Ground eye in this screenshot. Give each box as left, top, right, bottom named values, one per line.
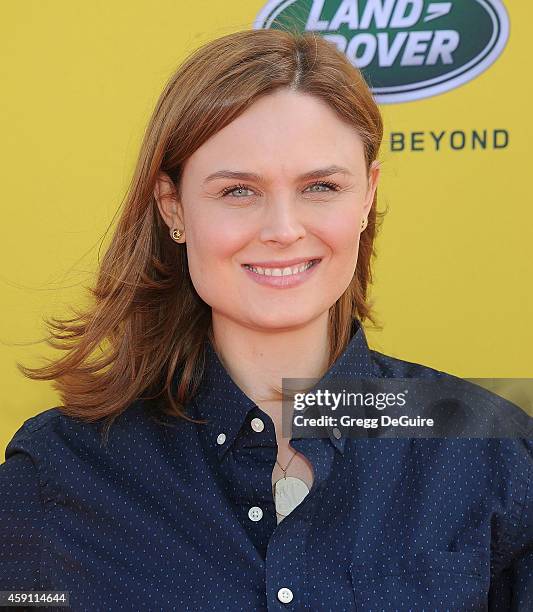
left=219, top=180, right=341, bottom=198
left=220, top=183, right=255, bottom=198
left=305, top=180, right=341, bottom=193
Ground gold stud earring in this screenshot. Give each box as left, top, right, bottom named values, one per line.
left=171, top=228, right=183, bottom=242
left=361, top=217, right=368, bottom=231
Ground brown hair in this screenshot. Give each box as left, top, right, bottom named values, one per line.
left=18, top=27, right=386, bottom=444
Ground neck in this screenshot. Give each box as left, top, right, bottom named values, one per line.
left=209, top=311, right=331, bottom=406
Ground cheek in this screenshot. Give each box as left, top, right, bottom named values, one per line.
left=318, top=210, right=361, bottom=258
left=184, top=213, right=251, bottom=288
left=193, top=215, right=251, bottom=259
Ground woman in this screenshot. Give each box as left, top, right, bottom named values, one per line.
left=0, top=28, right=531, bottom=611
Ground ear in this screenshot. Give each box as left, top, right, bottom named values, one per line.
left=154, top=171, right=185, bottom=234
left=362, top=159, right=381, bottom=219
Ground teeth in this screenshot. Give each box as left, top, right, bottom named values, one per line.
left=245, top=260, right=316, bottom=276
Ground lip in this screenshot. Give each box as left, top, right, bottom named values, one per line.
left=241, top=258, right=322, bottom=289
left=241, top=257, right=322, bottom=268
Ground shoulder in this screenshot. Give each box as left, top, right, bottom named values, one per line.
left=370, top=348, right=450, bottom=380
left=369, top=348, right=533, bottom=553
left=368, top=347, right=532, bottom=498
left=4, top=407, right=64, bottom=468
left=3, top=400, right=156, bottom=470
left=370, top=348, right=532, bottom=436
left=5, top=406, right=91, bottom=462
left=369, top=347, right=533, bottom=545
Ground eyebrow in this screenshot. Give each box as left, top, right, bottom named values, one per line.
left=203, top=164, right=352, bottom=185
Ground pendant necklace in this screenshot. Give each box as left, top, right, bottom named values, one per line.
left=272, top=448, right=310, bottom=519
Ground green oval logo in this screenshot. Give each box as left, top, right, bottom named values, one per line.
left=254, top=0, right=510, bottom=103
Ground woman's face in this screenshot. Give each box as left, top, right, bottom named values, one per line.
left=156, top=89, right=380, bottom=331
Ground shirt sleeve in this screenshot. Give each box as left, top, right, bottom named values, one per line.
left=0, top=451, right=44, bottom=589
left=489, top=439, right=533, bottom=611
left=507, top=481, right=533, bottom=611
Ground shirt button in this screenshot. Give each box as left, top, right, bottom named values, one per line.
left=332, top=427, right=342, bottom=439
left=277, top=587, right=294, bottom=603
left=216, top=433, right=226, bottom=445
left=251, top=417, right=265, bottom=432
left=248, top=506, right=263, bottom=521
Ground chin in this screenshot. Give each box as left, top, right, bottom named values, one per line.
left=246, top=312, right=317, bottom=332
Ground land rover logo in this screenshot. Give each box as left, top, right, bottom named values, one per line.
left=254, top=1, right=510, bottom=103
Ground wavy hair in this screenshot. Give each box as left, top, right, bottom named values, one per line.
left=18, top=27, right=386, bottom=444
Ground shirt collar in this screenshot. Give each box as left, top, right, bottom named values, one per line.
left=190, top=318, right=376, bottom=459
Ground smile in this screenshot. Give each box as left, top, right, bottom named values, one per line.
left=241, top=258, right=322, bottom=289
left=242, top=259, right=319, bottom=276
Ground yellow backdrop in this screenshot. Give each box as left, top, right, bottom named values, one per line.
left=1, top=1, right=530, bottom=456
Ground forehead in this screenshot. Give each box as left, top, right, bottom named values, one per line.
left=183, top=89, right=366, bottom=181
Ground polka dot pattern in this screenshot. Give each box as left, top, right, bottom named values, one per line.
left=0, top=319, right=531, bottom=611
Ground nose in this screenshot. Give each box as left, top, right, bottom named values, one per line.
left=258, top=197, right=306, bottom=246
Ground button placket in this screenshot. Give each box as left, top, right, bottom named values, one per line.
left=266, top=515, right=308, bottom=609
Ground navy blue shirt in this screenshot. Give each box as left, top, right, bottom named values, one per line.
left=1, top=320, right=532, bottom=611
